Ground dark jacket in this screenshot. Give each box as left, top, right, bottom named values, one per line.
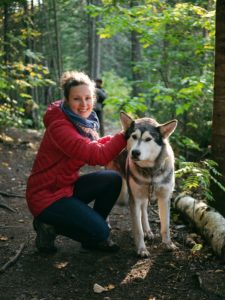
left=95, top=88, right=107, bottom=111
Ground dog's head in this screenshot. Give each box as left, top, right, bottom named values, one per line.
left=120, top=112, right=177, bottom=167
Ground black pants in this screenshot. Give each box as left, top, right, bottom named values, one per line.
left=37, top=170, right=122, bottom=244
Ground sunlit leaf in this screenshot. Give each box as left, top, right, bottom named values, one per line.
left=191, top=243, right=203, bottom=254
left=54, top=261, right=69, bottom=269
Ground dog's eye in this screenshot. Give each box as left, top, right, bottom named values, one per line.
left=145, top=137, right=152, bottom=142
left=132, top=134, right=137, bottom=140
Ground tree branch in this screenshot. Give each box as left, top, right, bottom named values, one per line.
left=0, top=191, right=24, bottom=198
left=173, top=195, right=225, bottom=261
left=0, top=242, right=26, bottom=273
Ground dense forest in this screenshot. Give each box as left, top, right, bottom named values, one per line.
left=0, top=0, right=225, bottom=213
left=1, top=2, right=225, bottom=299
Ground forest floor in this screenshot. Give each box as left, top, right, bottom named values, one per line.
left=0, top=125, right=225, bottom=300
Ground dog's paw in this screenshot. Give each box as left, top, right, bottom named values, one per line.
left=137, top=247, right=150, bottom=258
left=161, top=241, right=177, bottom=251
left=144, top=230, right=154, bottom=240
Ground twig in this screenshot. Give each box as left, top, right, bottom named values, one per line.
left=0, top=203, right=16, bottom=213
left=0, top=242, right=25, bottom=274
left=0, top=191, right=24, bottom=198
left=0, top=225, right=24, bottom=228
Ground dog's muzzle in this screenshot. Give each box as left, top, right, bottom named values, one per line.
left=131, top=149, right=141, bottom=160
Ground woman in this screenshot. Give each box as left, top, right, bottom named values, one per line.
left=26, top=71, right=126, bottom=253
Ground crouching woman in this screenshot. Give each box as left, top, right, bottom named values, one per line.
left=26, top=71, right=126, bottom=253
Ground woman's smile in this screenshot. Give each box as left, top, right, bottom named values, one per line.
left=67, top=85, right=94, bottom=118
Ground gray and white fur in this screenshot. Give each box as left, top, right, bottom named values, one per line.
left=111, top=112, right=178, bottom=257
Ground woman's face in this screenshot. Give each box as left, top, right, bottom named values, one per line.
left=67, top=84, right=94, bottom=118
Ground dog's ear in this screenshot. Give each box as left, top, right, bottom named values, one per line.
left=159, top=120, right=177, bottom=138
left=120, top=111, right=134, bottom=131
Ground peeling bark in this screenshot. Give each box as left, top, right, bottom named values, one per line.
left=173, top=195, right=225, bottom=261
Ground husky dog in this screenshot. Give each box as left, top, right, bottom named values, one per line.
left=109, top=112, right=178, bottom=258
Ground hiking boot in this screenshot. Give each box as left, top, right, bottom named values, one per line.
left=33, top=218, right=57, bottom=254
left=81, top=238, right=120, bottom=253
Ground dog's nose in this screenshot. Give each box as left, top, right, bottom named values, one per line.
left=131, top=149, right=141, bottom=159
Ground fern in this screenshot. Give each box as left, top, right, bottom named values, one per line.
left=175, top=159, right=225, bottom=202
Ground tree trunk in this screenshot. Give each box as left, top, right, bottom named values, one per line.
left=130, top=0, right=144, bottom=117
left=3, top=2, right=10, bottom=64
left=52, top=0, right=63, bottom=79
left=23, top=1, right=33, bottom=98
left=174, top=195, right=225, bottom=261
left=87, top=0, right=101, bottom=79
left=87, top=2, right=95, bottom=78
left=131, top=30, right=142, bottom=97
left=94, top=19, right=100, bottom=79
left=211, top=0, right=225, bottom=216
left=41, top=0, right=57, bottom=102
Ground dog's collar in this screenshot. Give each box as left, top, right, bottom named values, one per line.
left=127, top=165, right=154, bottom=202
left=126, top=161, right=152, bottom=186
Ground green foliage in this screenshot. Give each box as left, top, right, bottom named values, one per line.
left=88, top=0, right=215, bottom=157
left=0, top=1, right=56, bottom=128
left=0, top=58, right=55, bottom=128
left=176, top=135, right=201, bottom=152
left=0, top=0, right=216, bottom=156
left=102, top=70, right=147, bottom=119
left=0, top=99, right=24, bottom=127
left=58, top=0, right=89, bottom=71
left=191, top=243, right=203, bottom=255
left=175, top=159, right=225, bottom=202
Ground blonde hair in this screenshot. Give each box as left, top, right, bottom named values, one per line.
left=60, top=71, right=96, bottom=100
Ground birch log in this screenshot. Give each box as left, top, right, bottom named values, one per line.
left=173, top=195, right=225, bottom=261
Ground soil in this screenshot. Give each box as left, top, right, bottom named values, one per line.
left=0, top=126, right=225, bottom=300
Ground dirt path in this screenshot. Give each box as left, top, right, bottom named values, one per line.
left=0, top=127, right=225, bottom=300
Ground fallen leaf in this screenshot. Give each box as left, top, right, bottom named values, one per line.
left=215, top=269, right=224, bottom=273
left=191, top=243, right=203, bottom=254
left=106, top=284, right=115, bottom=290
left=93, top=283, right=107, bottom=293
left=0, top=134, right=14, bottom=144
left=0, top=235, right=9, bottom=241
left=54, top=261, right=69, bottom=269
left=2, top=162, right=9, bottom=167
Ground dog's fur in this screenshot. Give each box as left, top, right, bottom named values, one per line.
left=109, top=112, right=177, bottom=257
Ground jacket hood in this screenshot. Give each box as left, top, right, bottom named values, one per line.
left=44, top=100, right=66, bottom=128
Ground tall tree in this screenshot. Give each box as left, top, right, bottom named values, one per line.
left=130, top=0, right=144, bottom=100
left=52, top=0, right=63, bottom=79
left=87, top=0, right=101, bottom=79
left=211, top=0, right=225, bottom=215
left=3, top=2, right=10, bottom=64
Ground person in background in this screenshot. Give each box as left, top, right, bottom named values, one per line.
left=26, top=71, right=126, bottom=254
left=94, top=78, right=107, bottom=136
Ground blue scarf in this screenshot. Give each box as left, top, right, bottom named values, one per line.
left=61, top=101, right=100, bottom=140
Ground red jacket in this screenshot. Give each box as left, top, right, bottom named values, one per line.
left=26, top=101, right=126, bottom=217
